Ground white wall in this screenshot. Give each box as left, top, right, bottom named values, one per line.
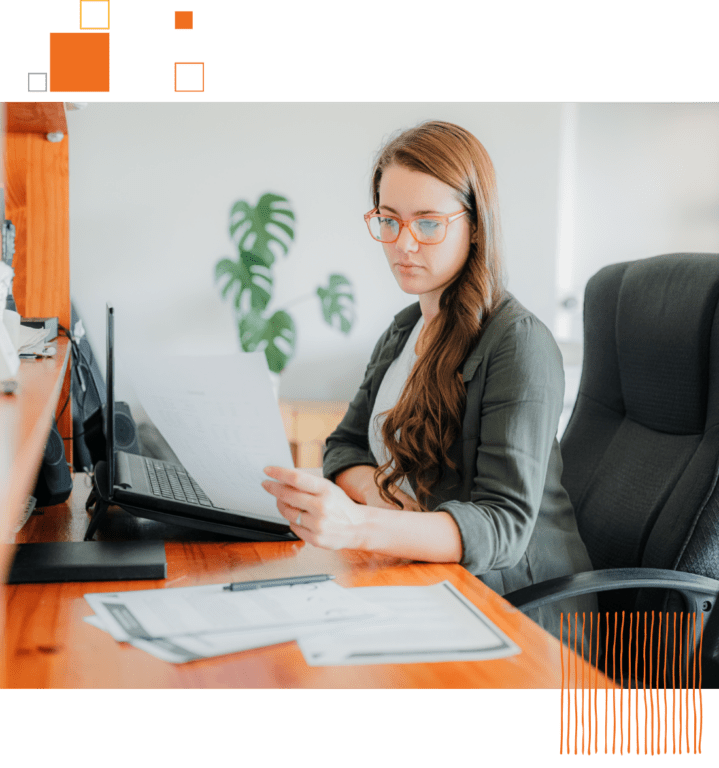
left=550, top=103, right=719, bottom=432
left=66, top=103, right=718, bottom=417
left=557, top=103, right=719, bottom=340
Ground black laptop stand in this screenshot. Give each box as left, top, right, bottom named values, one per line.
left=84, top=460, right=297, bottom=542
left=84, top=460, right=112, bottom=541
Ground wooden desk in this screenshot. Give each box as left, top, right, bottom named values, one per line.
left=5, top=473, right=612, bottom=689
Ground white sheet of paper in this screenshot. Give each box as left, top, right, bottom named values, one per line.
left=125, top=352, right=292, bottom=521
left=84, top=581, right=388, bottom=641
left=298, top=581, right=521, bottom=666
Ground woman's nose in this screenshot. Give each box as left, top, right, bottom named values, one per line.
left=396, top=225, right=418, bottom=253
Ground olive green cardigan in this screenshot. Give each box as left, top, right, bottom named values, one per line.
left=323, top=292, right=596, bottom=639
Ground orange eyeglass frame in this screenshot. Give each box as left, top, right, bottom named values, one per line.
left=364, top=208, right=468, bottom=244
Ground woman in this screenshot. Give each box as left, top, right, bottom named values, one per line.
left=262, top=120, right=596, bottom=639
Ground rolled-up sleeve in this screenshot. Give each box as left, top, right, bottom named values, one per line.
left=436, top=316, right=565, bottom=575
left=322, top=329, right=392, bottom=482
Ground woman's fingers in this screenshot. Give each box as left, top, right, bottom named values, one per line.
left=261, top=479, right=318, bottom=515
left=263, top=466, right=326, bottom=495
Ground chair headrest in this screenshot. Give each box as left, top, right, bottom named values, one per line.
left=582, top=253, right=719, bottom=435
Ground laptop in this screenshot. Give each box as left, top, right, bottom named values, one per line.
left=87, top=303, right=297, bottom=541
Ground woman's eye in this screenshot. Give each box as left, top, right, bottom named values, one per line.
left=417, top=219, right=440, bottom=233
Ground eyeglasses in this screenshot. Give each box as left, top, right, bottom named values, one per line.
left=364, top=208, right=468, bottom=245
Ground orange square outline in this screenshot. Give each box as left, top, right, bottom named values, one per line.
left=174, top=62, right=204, bottom=92
left=80, top=0, right=110, bottom=30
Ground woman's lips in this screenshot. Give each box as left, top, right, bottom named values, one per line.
left=396, top=262, right=422, bottom=272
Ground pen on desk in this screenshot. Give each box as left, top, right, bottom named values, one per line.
left=223, top=574, right=336, bottom=591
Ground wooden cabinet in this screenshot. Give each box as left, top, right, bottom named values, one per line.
left=1, top=103, right=72, bottom=686
left=3, top=103, right=71, bottom=459
left=279, top=399, right=349, bottom=468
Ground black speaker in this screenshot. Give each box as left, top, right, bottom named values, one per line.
left=33, top=420, right=73, bottom=508
left=81, top=401, right=140, bottom=468
left=109, top=401, right=141, bottom=454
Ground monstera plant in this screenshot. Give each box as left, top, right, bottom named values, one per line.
left=215, top=193, right=355, bottom=373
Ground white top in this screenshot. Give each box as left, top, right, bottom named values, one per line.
left=368, top=315, right=425, bottom=501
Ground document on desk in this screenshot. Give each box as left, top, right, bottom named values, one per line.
left=84, top=580, right=386, bottom=643
left=124, top=351, right=292, bottom=521
left=298, top=581, right=521, bottom=666
left=84, top=613, right=312, bottom=663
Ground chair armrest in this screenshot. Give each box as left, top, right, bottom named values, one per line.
left=504, top=568, right=719, bottom=615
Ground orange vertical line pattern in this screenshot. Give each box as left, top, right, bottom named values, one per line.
left=657, top=611, right=667, bottom=754
left=574, top=612, right=578, bottom=755
left=612, top=611, right=617, bottom=754
left=594, top=610, right=599, bottom=755
left=634, top=611, right=641, bottom=755
left=567, top=614, right=577, bottom=755
left=664, top=612, right=669, bottom=755
left=684, top=613, right=696, bottom=754
left=566, top=632, right=574, bottom=755
left=650, top=611, right=662, bottom=755
left=673, top=612, right=677, bottom=754
left=605, top=611, right=609, bottom=754
left=582, top=613, right=594, bottom=755
left=560, top=613, right=564, bottom=755
left=687, top=611, right=697, bottom=755
left=628, top=612, right=633, bottom=753
left=582, top=611, right=592, bottom=755
left=692, top=612, right=704, bottom=755
left=619, top=610, right=624, bottom=754
left=627, top=613, right=637, bottom=755
left=644, top=611, right=657, bottom=757
left=698, top=612, right=703, bottom=755
left=652, top=611, right=662, bottom=755
left=629, top=611, right=639, bottom=755
left=678, top=612, right=683, bottom=755
left=642, top=611, right=654, bottom=755
left=692, top=612, right=697, bottom=689
left=567, top=611, right=572, bottom=756
left=594, top=612, right=607, bottom=753
left=581, top=612, right=585, bottom=755
left=567, top=613, right=577, bottom=754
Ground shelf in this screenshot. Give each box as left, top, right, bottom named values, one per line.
left=0, top=337, right=70, bottom=561
left=5, top=103, right=67, bottom=136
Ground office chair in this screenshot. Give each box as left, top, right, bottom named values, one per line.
left=505, top=253, right=719, bottom=686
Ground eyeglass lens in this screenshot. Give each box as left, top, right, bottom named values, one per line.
left=368, top=215, right=446, bottom=244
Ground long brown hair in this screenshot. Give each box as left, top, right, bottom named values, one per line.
left=371, top=120, right=504, bottom=510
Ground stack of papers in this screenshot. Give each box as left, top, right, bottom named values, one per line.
left=84, top=580, right=520, bottom=666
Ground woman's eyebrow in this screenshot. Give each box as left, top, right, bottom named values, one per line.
left=379, top=205, right=442, bottom=216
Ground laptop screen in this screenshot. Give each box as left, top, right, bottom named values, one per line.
left=105, top=303, right=115, bottom=492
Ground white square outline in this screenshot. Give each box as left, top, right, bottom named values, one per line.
left=80, top=0, right=110, bottom=30
left=174, top=62, right=204, bottom=93
left=28, top=73, right=48, bottom=92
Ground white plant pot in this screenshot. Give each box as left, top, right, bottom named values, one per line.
left=268, top=371, right=281, bottom=401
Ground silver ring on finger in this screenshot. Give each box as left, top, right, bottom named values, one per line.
left=296, top=511, right=302, bottom=527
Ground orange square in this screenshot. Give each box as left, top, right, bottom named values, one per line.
left=175, top=61, right=205, bottom=93
left=175, top=11, right=193, bottom=29
left=50, top=33, right=109, bottom=92
left=80, top=0, right=110, bottom=30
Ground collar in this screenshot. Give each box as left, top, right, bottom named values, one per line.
left=390, top=301, right=485, bottom=383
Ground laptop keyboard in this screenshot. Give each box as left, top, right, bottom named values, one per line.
left=143, top=457, right=216, bottom=507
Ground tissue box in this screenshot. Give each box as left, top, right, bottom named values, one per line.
left=20, top=316, right=58, bottom=342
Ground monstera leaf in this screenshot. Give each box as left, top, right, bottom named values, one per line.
left=216, top=192, right=356, bottom=376
left=229, top=193, right=295, bottom=268
left=238, top=309, right=296, bottom=373
left=215, top=251, right=272, bottom=312
left=316, top=274, right=355, bottom=334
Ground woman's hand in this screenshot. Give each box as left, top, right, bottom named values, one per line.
left=262, top=466, right=368, bottom=550
left=335, top=465, right=421, bottom=512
